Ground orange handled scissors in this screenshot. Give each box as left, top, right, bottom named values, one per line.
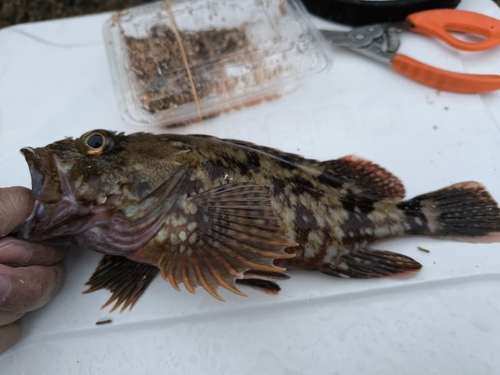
left=321, top=9, right=500, bottom=94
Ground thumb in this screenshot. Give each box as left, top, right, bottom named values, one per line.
left=0, top=187, right=34, bottom=237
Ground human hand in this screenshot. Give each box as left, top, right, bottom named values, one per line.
left=0, top=187, right=66, bottom=355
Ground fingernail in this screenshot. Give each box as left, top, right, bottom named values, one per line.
left=0, top=238, right=32, bottom=265
left=0, top=275, right=12, bottom=300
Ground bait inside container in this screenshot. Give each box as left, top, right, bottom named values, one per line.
left=103, top=0, right=333, bottom=128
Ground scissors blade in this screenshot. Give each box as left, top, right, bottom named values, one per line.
left=320, top=25, right=387, bottom=48
left=320, top=30, right=356, bottom=47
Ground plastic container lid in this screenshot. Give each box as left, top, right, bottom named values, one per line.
left=103, top=0, right=333, bottom=128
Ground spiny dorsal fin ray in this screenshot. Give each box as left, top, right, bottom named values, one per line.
left=83, top=255, right=159, bottom=312
left=202, top=137, right=404, bottom=200
left=219, top=138, right=321, bottom=167
left=158, top=182, right=297, bottom=300
left=320, top=155, right=406, bottom=199
left=214, top=138, right=404, bottom=199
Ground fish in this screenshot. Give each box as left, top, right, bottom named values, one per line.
left=16, top=129, right=500, bottom=311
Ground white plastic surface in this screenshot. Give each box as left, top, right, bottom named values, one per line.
left=0, top=0, right=500, bottom=374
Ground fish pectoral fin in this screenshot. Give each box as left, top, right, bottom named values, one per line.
left=89, top=164, right=189, bottom=255
left=158, top=182, right=297, bottom=300
left=83, top=255, right=159, bottom=312
left=321, top=248, right=422, bottom=278
left=320, top=155, right=406, bottom=199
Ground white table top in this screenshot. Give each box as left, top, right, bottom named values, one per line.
left=1, top=0, right=500, bottom=374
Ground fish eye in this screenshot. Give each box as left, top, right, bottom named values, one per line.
left=87, top=134, right=104, bottom=148
left=84, top=132, right=107, bottom=154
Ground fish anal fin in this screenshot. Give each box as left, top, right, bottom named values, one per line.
left=235, top=278, right=281, bottom=295
left=83, top=255, right=158, bottom=312
left=158, top=182, right=296, bottom=300
left=242, top=270, right=290, bottom=280
left=320, top=155, right=405, bottom=199
left=321, top=248, right=422, bottom=279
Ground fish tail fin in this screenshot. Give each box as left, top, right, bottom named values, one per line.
left=398, top=181, right=500, bottom=243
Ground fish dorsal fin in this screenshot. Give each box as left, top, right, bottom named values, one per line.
left=221, top=139, right=321, bottom=167
left=84, top=255, right=159, bottom=312
left=320, top=155, right=405, bottom=199
left=194, top=137, right=403, bottom=199
left=221, top=140, right=404, bottom=199
left=157, top=182, right=297, bottom=301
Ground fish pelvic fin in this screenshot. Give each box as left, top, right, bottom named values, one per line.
left=83, top=255, right=159, bottom=312
left=398, top=181, right=500, bottom=243
left=158, top=182, right=297, bottom=301
left=321, top=248, right=422, bottom=278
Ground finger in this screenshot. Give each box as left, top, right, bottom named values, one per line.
left=0, top=237, right=66, bottom=266
left=0, top=322, right=21, bottom=355
left=0, top=263, right=65, bottom=325
left=0, top=311, right=24, bottom=327
left=0, top=187, right=34, bottom=237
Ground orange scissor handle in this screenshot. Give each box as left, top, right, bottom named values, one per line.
left=408, top=9, right=500, bottom=52
left=392, top=54, right=500, bottom=93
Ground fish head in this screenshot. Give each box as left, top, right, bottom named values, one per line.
left=18, top=129, right=194, bottom=250
left=21, top=130, right=130, bottom=205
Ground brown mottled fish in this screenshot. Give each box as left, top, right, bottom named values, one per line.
left=17, top=130, right=500, bottom=311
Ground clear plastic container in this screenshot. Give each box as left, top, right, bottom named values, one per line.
left=103, top=0, right=333, bottom=128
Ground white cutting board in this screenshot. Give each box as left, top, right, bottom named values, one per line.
left=0, top=0, right=499, bottom=374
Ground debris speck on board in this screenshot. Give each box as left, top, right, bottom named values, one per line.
left=96, top=319, right=113, bottom=325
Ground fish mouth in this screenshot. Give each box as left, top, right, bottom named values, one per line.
left=20, top=147, right=62, bottom=203
left=18, top=147, right=85, bottom=243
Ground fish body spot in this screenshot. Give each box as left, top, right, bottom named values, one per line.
left=323, top=246, right=340, bottom=263
left=339, top=263, right=348, bottom=271
left=334, top=227, right=345, bottom=239
left=188, top=233, right=197, bottom=244
left=185, top=202, right=198, bottom=215
left=170, top=233, right=179, bottom=245
left=367, top=210, right=386, bottom=223
left=316, top=215, right=325, bottom=227
left=374, top=227, right=391, bottom=237
left=331, top=209, right=349, bottom=224
left=172, top=215, right=188, bottom=227
left=156, top=229, right=168, bottom=242
left=308, top=231, right=324, bottom=245
left=304, top=246, right=317, bottom=258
